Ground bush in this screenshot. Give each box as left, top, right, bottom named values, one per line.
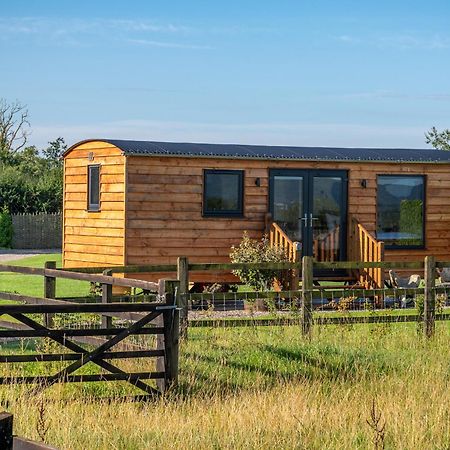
left=0, top=165, right=62, bottom=213
left=230, top=232, right=288, bottom=291
left=0, top=206, right=13, bottom=247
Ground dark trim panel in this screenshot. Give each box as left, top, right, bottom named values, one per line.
left=87, top=164, right=101, bottom=212
left=202, top=169, right=244, bottom=218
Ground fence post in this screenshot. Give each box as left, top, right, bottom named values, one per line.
left=424, top=255, right=436, bottom=338
left=0, top=412, right=13, bottom=450
left=290, top=243, right=301, bottom=290
left=177, top=256, right=189, bottom=339
left=44, top=261, right=56, bottom=328
left=102, top=270, right=113, bottom=332
left=156, top=279, right=180, bottom=393
left=301, top=256, right=313, bottom=338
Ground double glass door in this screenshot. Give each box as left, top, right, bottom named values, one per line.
left=270, top=170, right=347, bottom=262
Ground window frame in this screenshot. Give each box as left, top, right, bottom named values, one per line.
left=87, top=164, right=101, bottom=212
left=376, top=174, right=426, bottom=250
left=202, top=169, right=244, bottom=218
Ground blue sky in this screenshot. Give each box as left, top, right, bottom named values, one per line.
left=1, top=0, right=450, bottom=149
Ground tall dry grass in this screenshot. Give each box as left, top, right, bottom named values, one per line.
left=1, top=321, right=450, bottom=449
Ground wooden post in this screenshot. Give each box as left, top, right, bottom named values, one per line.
left=424, top=255, right=436, bottom=338
left=301, top=256, right=313, bottom=338
left=44, top=261, right=56, bottom=328
left=156, top=279, right=180, bottom=393
left=177, top=257, right=189, bottom=339
left=290, top=244, right=301, bottom=291
left=101, top=270, right=113, bottom=331
left=0, top=412, right=13, bottom=450
left=163, top=280, right=180, bottom=390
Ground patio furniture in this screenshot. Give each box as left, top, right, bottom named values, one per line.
left=388, top=270, right=421, bottom=308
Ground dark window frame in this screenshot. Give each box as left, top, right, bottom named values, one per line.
left=202, top=169, right=244, bottom=218
left=376, top=174, right=426, bottom=250
left=87, top=164, right=101, bottom=212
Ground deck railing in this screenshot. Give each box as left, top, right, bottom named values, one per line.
left=349, top=217, right=385, bottom=289
left=313, top=225, right=340, bottom=262
left=269, top=222, right=298, bottom=262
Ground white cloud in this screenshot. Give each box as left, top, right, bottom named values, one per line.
left=127, top=39, right=212, bottom=50
left=335, top=32, right=450, bottom=50
left=0, top=17, right=191, bottom=35
left=377, top=34, right=450, bottom=50
left=329, top=90, right=450, bottom=102
left=0, top=17, right=196, bottom=47
left=30, top=119, right=430, bottom=150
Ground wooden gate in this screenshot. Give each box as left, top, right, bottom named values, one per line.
left=0, top=264, right=180, bottom=396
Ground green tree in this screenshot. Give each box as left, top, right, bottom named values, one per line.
left=425, top=127, right=450, bottom=151
left=0, top=206, right=13, bottom=248
left=42, top=137, right=66, bottom=168
left=0, top=99, right=64, bottom=213
left=0, top=99, right=30, bottom=161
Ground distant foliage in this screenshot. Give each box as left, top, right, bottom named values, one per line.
left=0, top=206, right=13, bottom=248
left=0, top=138, right=65, bottom=213
left=230, top=232, right=288, bottom=291
left=425, top=127, right=450, bottom=151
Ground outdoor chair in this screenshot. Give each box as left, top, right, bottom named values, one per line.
left=388, top=270, right=421, bottom=308
left=437, top=267, right=450, bottom=286
left=436, top=268, right=450, bottom=305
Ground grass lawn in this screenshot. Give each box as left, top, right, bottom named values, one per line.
left=0, top=322, right=448, bottom=449
left=1, top=255, right=450, bottom=448
left=0, top=253, right=90, bottom=298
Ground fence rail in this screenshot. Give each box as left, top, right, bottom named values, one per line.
left=63, top=259, right=450, bottom=274
left=56, top=256, right=450, bottom=339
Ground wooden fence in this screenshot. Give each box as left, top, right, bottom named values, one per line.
left=60, top=256, right=450, bottom=339
left=0, top=264, right=180, bottom=395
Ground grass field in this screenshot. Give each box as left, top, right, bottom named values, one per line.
left=0, top=253, right=90, bottom=298
left=1, top=323, right=449, bottom=449
left=1, top=255, right=450, bottom=449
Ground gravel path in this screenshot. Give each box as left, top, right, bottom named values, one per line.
left=0, top=249, right=60, bottom=263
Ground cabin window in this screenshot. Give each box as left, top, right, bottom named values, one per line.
left=203, top=169, right=244, bottom=217
left=87, top=165, right=100, bottom=211
left=376, top=175, right=425, bottom=248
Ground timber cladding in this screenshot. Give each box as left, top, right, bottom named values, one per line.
left=63, top=141, right=126, bottom=268
left=63, top=140, right=450, bottom=278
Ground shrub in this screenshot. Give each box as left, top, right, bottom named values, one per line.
left=0, top=206, right=13, bottom=247
left=230, top=232, right=288, bottom=291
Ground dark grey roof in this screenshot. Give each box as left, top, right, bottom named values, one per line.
left=67, top=139, right=450, bottom=163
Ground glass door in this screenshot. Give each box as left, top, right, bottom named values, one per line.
left=270, top=170, right=347, bottom=261
left=310, top=175, right=346, bottom=262
left=272, top=174, right=305, bottom=243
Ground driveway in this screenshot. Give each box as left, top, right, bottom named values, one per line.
left=0, top=249, right=60, bottom=263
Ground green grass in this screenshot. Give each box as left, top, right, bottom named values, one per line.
left=0, top=253, right=90, bottom=298
left=3, top=255, right=450, bottom=448
left=1, top=322, right=450, bottom=449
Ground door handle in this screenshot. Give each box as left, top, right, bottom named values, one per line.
left=300, top=214, right=308, bottom=225
left=309, top=213, right=319, bottom=227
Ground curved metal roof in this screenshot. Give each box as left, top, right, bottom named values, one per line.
left=67, top=139, right=450, bottom=163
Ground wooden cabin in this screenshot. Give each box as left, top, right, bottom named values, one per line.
left=63, top=139, right=450, bottom=287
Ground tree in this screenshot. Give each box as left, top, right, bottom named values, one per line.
left=0, top=99, right=30, bottom=156
left=42, top=137, right=67, bottom=168
left=425, top=127, right=450, bottom=151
